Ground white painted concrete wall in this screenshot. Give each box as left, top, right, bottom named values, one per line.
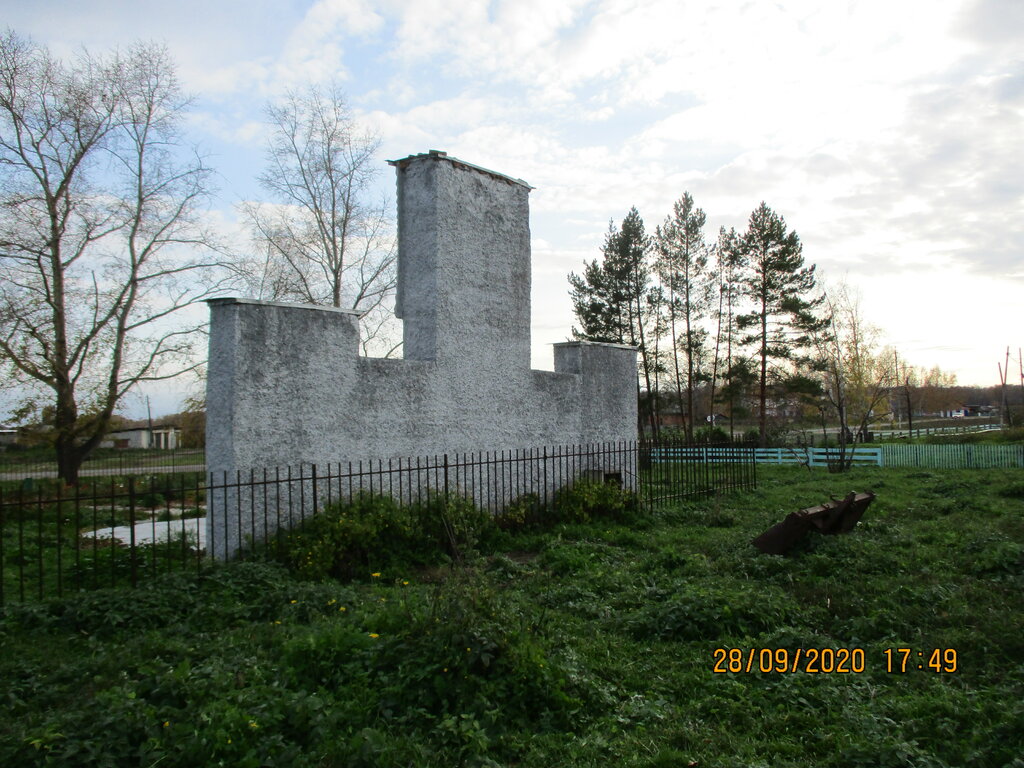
left=205, top=151, right=637, bottom=556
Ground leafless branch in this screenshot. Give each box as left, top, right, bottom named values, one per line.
left=236, top=83, right=399, bottom=355
left=0, top=32, right=227, bottom=481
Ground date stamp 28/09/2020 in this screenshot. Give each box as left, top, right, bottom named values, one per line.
left=712, top=647, right=959, bottom=674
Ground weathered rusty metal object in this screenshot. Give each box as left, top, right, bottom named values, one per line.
left=752, top=491, right=876, bottom=555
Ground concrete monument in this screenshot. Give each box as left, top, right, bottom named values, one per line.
left=205, top=151, right=637, bottom=555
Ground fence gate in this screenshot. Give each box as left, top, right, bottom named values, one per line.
left=640, top=441, right=758, bottom=508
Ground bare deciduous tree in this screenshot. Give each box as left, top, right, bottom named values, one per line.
left=811, top=283, right=894, bottom=471
left=0, top=31, right=224, bottom=483
left=239, top=84, right=399, bottom=357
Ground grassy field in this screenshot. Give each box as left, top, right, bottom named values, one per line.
left=1, top=465, right=1022, bottom=767
left=0, top=448, right=204, bottom=478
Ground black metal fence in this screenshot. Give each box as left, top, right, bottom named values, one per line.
left=207, top=442, right=643, bottom=559
left=642, top=440, right=758, bottom=506
left=0, top=474, right=208, bottom=605
left=1, top=440, right=757, bottom=604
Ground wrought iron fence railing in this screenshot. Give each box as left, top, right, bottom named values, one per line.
left=0, top=439, right=758, bottom=604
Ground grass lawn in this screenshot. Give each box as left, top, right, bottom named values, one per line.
left=0, top=448, right=204, bottom=476
left=1, top=465, right=1021, bottom=767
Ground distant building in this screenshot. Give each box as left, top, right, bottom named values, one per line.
left=939, top=405, right=997, bottom=419
left=102, top=425, right=180, bottom=450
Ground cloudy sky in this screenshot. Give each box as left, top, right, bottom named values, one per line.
left=4, top=0, right=1022, bottom=415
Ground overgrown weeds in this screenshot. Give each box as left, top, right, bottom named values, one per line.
left=1, top=466, right=1022, bottom=766
left=275, top=479, right=638, bottom=581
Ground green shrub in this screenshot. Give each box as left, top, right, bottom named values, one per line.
left=694, top=425, right=730, bottom=443
left=138, top=490, right=166, bottom=509
left=279, top=492, right=497, bottom=581
left=413, top=493, right=497, bottom=561
left=497, top=492, right=543, bottom=529
left=550, top=479, right=638, bottom=524
left=280, top=493, right=417, bottom=580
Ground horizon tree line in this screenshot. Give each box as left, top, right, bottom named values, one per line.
left=568, top=195, right=963, bottom=450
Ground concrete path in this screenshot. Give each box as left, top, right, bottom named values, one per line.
left=82, top=517, right=207, bottom=550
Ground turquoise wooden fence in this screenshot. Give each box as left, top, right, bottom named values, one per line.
left=879, top=443, right=1024, bottom=469
left=652, top=444, right=1024, bottom=469
left=651, top=447, right=882, bottom=467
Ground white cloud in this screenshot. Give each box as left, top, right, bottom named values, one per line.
left=269, top=0, right=384, bottom=91
left=9, top=0, right=1020, bottom=389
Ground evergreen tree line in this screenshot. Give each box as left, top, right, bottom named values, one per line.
left=567, top=195, right=969, bottom=449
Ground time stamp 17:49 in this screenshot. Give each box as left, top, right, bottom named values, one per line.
left=712, top=647, right=959, bottom=674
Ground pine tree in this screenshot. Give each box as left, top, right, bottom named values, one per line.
left=736, top=203, right=825, bottom=447
left=569, top=208, right=659, bottom=435
left=654, top=192, right=712, bottom=442
left=709, top=226, right=746, bottom=439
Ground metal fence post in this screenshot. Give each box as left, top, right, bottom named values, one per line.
left=542, top=446, right=548, bottom=506
left=311, top=463, right=318, bottom=517
left=128, top=477, right=138, bottom=589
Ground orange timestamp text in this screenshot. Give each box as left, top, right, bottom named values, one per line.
left=713, top=647, right=865, bottom=674
left=712, top=647, right=959, bottom=674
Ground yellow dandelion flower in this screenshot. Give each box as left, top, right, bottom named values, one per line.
left=290, top=599, right=297, bottom=604
left=339, top=606, right=346, bottom=612
left=163, top=721, right=170, bottom=728
left=369, top=632, right=380, bottom=639
left=327, top=598, right=336, bottom=605
left=249, top=721, right=259, bottom=729
left=371, top=572, right=381, bottom=578
left=402, top=580, right=409, bottom=586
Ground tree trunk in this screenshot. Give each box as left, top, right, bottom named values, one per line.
left=634, top=287, right=658, bottom=439
left=53, top=391, right=82, bottom=486
left=670, top=286, right=686, bottom=441
left=684, top=304, right=696, bottom=444
left=758, top=297, right=768, bottom=448
left=709, top=283, right=725, bottom=438
left=636, top=381, right=645, bottom=437
left=904, top=383, right=913, bottom=438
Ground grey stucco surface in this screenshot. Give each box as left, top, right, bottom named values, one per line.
left=206, top=151, right=637, bottom=556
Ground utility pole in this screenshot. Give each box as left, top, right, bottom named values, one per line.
left=893, top=350, right=913, bottom=436
left=1018, top=347, right=1023, bottom=427
left=998, top=347, right=1010, bottom=428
